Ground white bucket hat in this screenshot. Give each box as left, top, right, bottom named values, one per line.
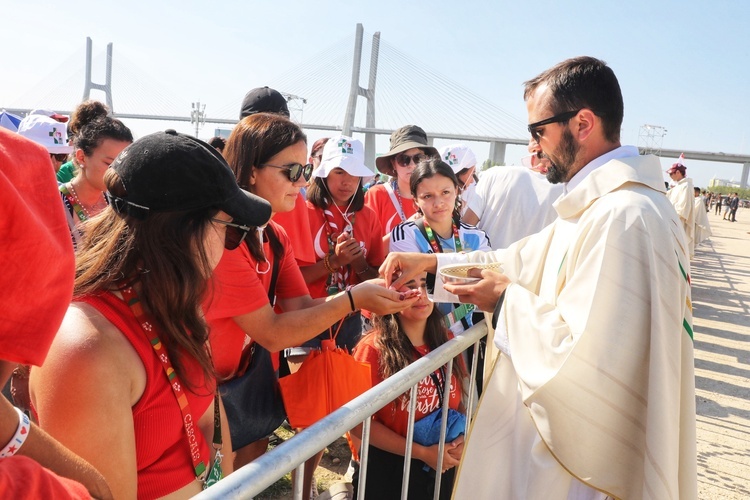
left=17, top=114, right=73, bottom=154
left=439, top=144, right=476, bottom=174
left=313, top=135, right=373, bottom=178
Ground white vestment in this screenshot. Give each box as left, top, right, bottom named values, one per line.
left=693, top=196, right=712, bottom=252
left=666, top=176, right=695, bottom=255
left=438, top=154, right=696, bottom=499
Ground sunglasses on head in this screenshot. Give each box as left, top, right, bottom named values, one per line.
left=211, top=218, right=251, bottom=250
left=395, top=153, right=428, bottom=168
left=260, top=163, right=313, bottom=182
left=50, top=153, right=68, bottom=162
left=527, top=109, right=580, bottom=142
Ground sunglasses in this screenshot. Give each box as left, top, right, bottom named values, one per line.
left=260, top=163, right=313, bottom=182
left=211, top=218, right=251, bottom=250
left=50, top=153, right=69, bottom=162
left=527, top=109, right=580, bottom=142
left=395, top=153, right=428, bottom=168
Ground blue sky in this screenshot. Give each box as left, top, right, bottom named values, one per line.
left=3, top=0, right=748, bottom=188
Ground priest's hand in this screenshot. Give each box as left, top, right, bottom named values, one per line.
left=379, top=252, right=437, bottom=290
left=443, top=268, right=510, bottom=312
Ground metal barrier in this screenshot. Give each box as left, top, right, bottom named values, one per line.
left=194, top=320, right=488, bottom=500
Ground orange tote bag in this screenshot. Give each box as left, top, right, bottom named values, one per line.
left=279, top=321, right=372, bottom=429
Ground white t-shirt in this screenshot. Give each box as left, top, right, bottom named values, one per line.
left=466, top=166, right=563, bottom=250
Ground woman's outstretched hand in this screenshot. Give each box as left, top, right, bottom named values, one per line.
left=349, top=279, right=421, bottom=315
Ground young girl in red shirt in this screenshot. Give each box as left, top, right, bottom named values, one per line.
left=352, top=273, right=467, bottom=500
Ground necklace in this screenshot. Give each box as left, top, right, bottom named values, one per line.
left=66, top=182, right=106, bottom=221
left=60, top=183, right=90, bottom=222
left=67, top=183, right=92, bottom=217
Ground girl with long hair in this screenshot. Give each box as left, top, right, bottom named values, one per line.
left=204, top=114, right=419, bottom=471
left=390, top=157, right=492, bottom=335
left=352, top=273, right=467, bottom=499
left=31, top=130, right=272, bottom=498
left=58, top=100, right=133, bottom=247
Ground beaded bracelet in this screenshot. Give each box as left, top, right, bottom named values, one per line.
left=323, top=253, right=337, bottom=274
left=0, top=407, right=30, bottom=458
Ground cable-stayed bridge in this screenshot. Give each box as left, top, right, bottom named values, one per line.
left=3, top=25, right=749, bottom=186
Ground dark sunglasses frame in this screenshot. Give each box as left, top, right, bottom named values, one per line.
left=260, top=163, right=314, bottom=182
left=395, top=153, right=428, bottom=168
left=527, top=109, right=581, bottom=142
left=211, top=218, right=251, bottom=250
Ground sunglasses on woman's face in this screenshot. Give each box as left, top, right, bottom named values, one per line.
left=211, top=218, right=251, bottom=250
left=260, top=163, right=314, bottom=182
left=395, top=153, right=427, bottom=168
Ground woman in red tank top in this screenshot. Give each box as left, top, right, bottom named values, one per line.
left=31, top=130, right=271, bottom=499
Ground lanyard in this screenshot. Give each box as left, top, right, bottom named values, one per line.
left=119, top=285, right=221, bottom=486
left=422, top=218, right=462, bottom=255
left=59, top=183, right=88, bottom=222
left=392, top=180, right=407, bottom=222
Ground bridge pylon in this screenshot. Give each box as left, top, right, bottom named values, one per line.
left=83, top=37, right=114, bottom=112
left=342, top=24, right=381, bottom=172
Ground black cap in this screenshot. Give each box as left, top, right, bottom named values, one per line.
left=239, top=86, right=290, bottom=119
left=107, top=130, right=271, bottom=226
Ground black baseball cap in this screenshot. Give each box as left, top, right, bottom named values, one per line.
left=107, top=130, right=271, bottom=226
left=239, top=86, right=290, bottom=119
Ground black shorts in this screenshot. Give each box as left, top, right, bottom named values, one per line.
left=352, top=444, right=456, bottom=499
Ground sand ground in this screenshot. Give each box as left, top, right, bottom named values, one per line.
left=691, top=207, right=750, bottom=499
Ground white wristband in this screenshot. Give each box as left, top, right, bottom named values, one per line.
left=0, top=407, right=30, bottom=458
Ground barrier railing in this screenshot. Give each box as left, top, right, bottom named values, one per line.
left=194, top=320, right=488, bottom=500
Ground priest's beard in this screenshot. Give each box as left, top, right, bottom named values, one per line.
left=545, top=128, right=580, bottom=184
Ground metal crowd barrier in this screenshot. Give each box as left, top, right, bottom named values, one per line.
left=194, top=320, right=488, bottom=500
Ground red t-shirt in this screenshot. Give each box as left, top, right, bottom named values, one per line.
left=71, top=292, right=213, bottom=500
left=304, top=202, right=386, bottom=299
left=364, top=183, right=418, bottom=237
left=204, top=221, right=309, bottom=378
left=272, top=193, right=316, bottom=266
left=353, top=330, right=462, bottom=438
left=0, top=456, right=90, bottom=499
left=0, top=128, right=75, bottom=366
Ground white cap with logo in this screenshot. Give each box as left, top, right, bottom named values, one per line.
left=17, top=115, right=73, bottom=154
left=439, top=144, right=477, bottom=174
left=313, top=135, right=374, bottom=178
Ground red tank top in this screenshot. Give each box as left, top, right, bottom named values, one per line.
left=78, top=292, right=213, bottom=499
